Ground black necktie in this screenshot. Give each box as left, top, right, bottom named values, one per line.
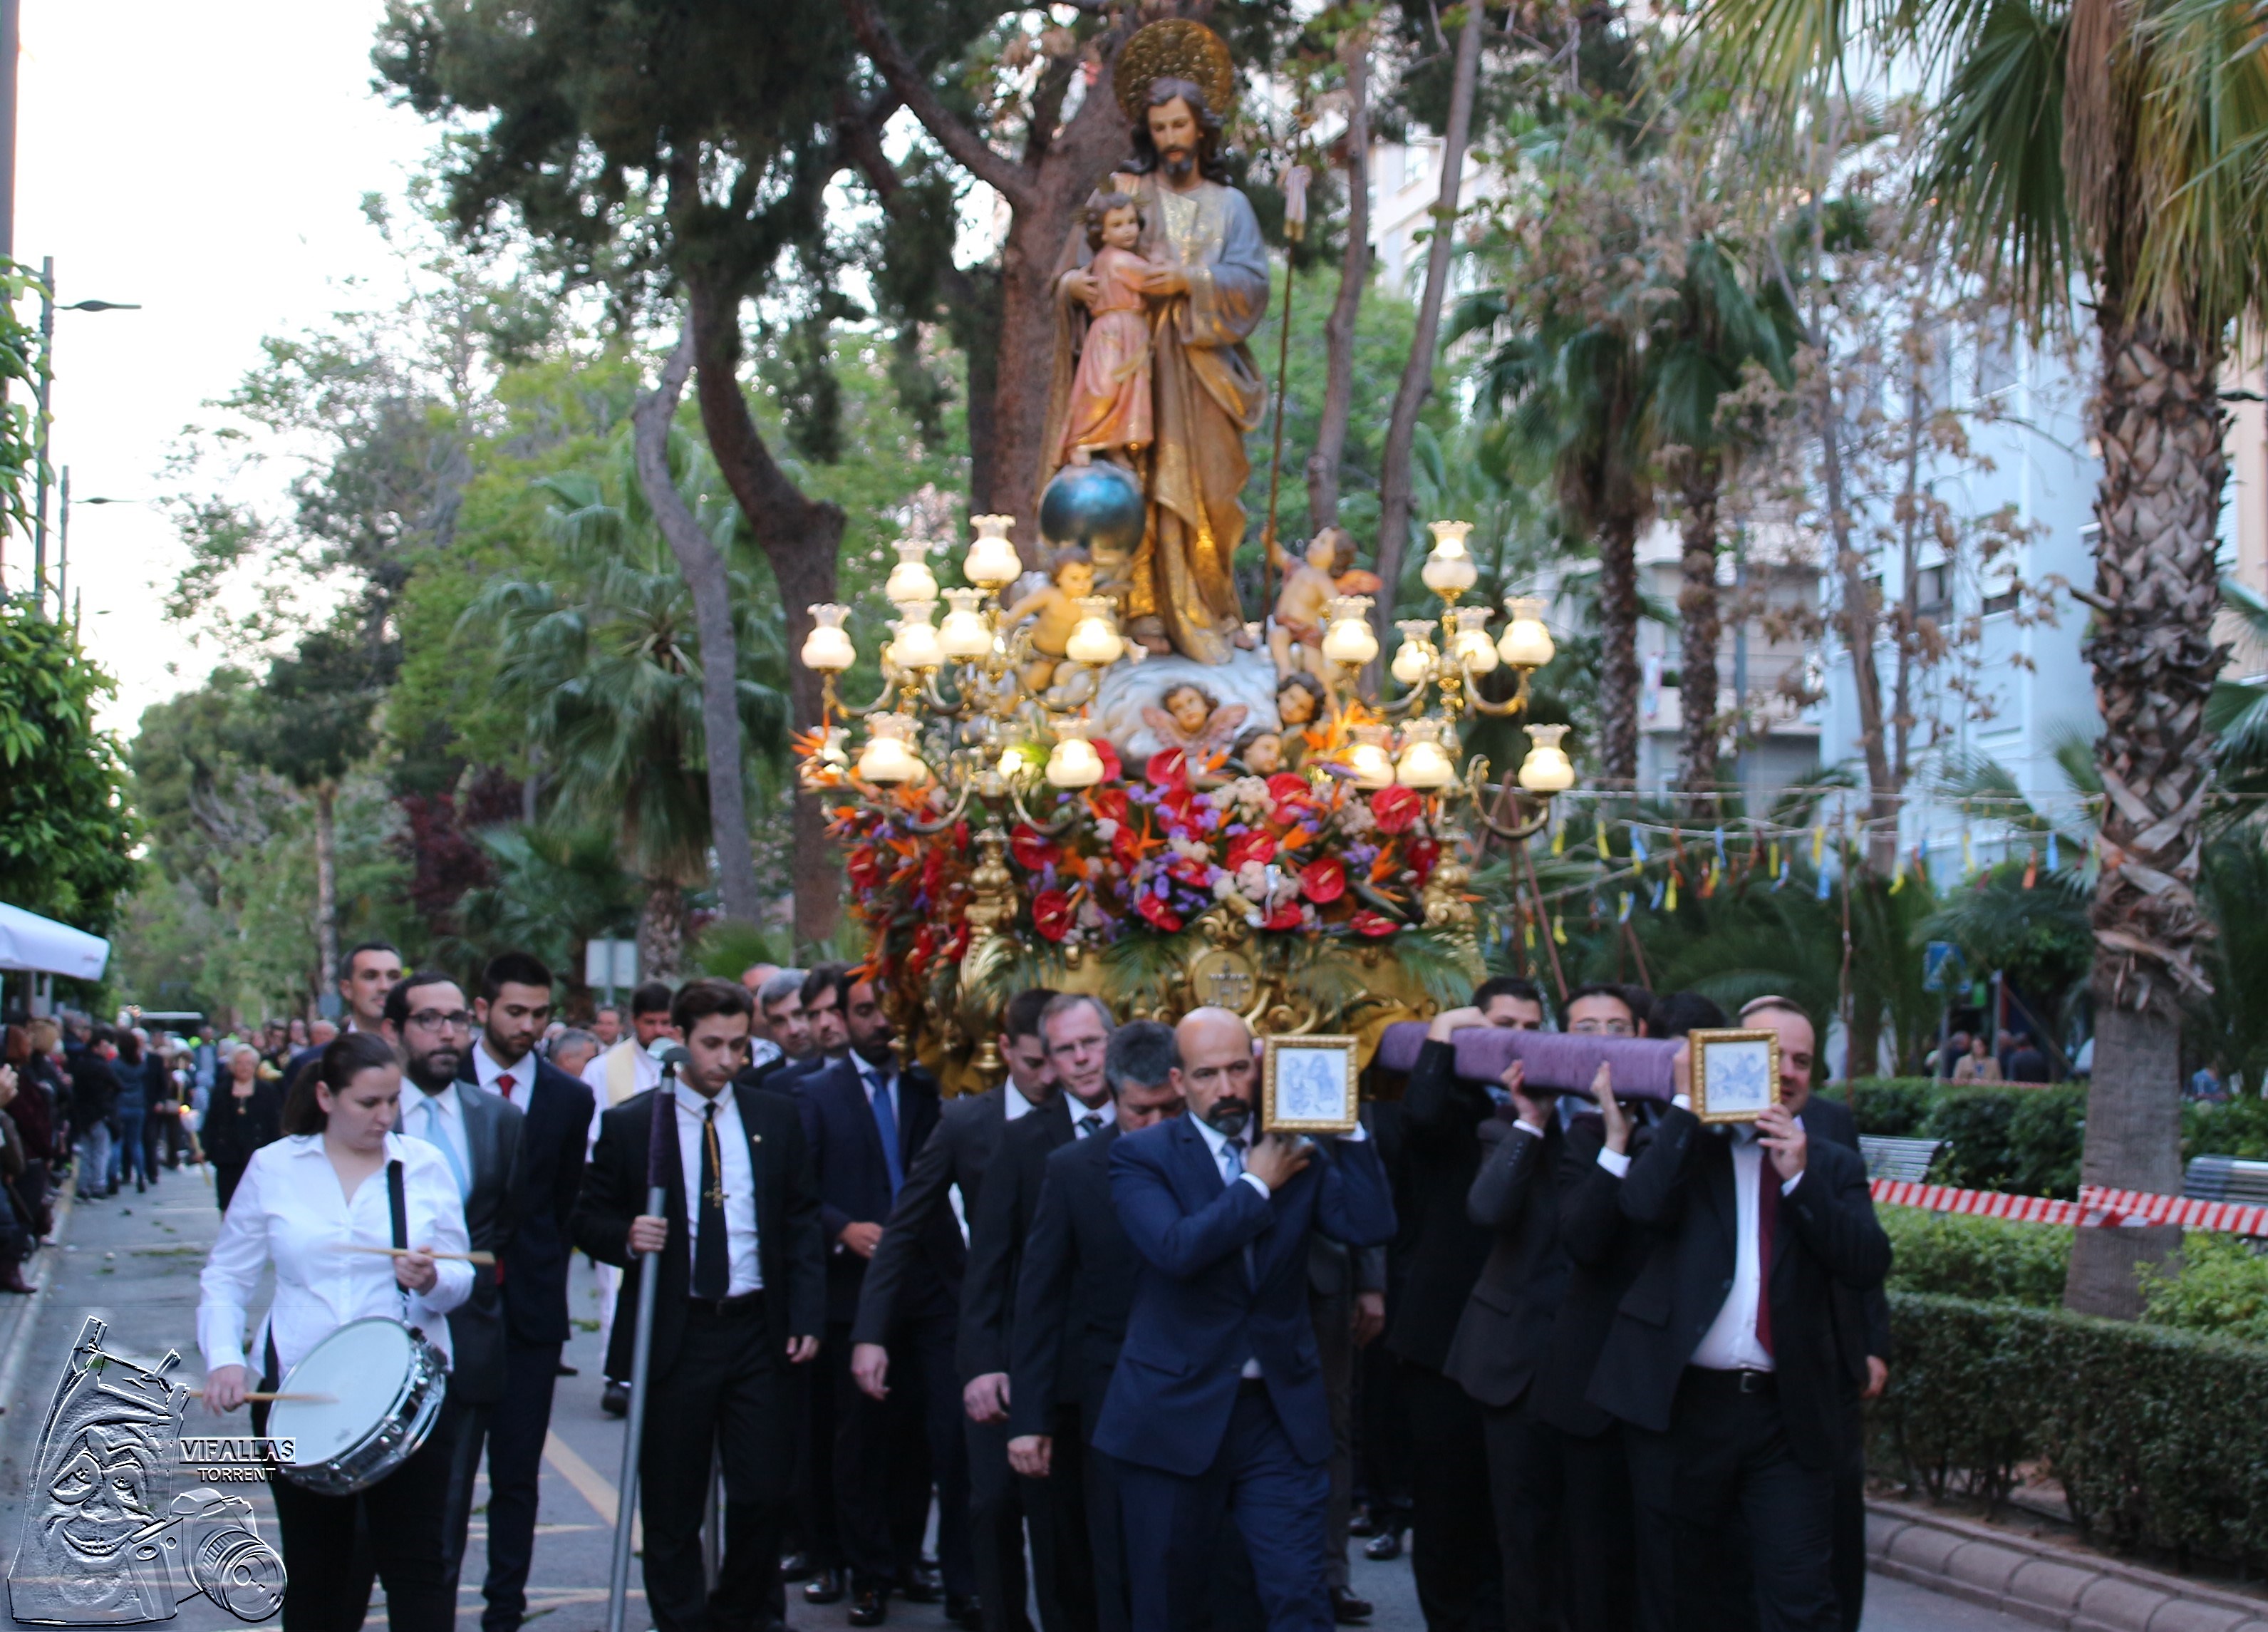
left=693, top=1100, right=728, bottom=1300
left=1078, top=1111, right=1103, bottom=1137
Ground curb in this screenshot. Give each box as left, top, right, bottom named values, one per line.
left=0, top=1176, right=75, bottom=1419
left=1868, top=1496, right=2268, bottom=1632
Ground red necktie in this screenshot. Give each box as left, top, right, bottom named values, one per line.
left=497, top=1073, right=516, bottom=1101
left=1755, top=1155, right=1778, bottom=1357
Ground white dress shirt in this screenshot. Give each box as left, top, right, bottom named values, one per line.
left=472, top=1038, right=532, bottom=1104
left=1067, top=1094, right=1117, bottom=1138
left=1003, top=1081, right=1042, bottom=1122
left=198, top=1134, right=473, bottom=1377
left=584, top=1038, right=664, bottom=1151
left=403, top=1083, right=472, bottom=1198
left=749, top=1037, right=783, bottom=1073
left=1689, top=1127, right=1801, bottom=1373
left=1191, top=1115, right=1269, bottom=1377
left=677, top=1087, right=762, bottom=1296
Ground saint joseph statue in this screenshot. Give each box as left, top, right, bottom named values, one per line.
left=1041, top=37, right=1268, bottom=666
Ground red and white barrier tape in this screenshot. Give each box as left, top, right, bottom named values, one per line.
left=1869, top=1177, right=2268, bottom=1235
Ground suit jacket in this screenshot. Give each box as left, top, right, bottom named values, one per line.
left=1095, top=1118, right=1396, bottom=1477
left=413, top=1084, right=524, bottom=1405
left=1009, top=1125, right=1139, bottom=1442
left=574, top=1083, right=827, bottom=1377
left=1536, top=1112, right=1653, bottom=1438
left=1443, top=1114, right=1571, bottom=1410
left=460, top=1053, right=594, bottom=1349
left=799, top=1056, right=949, bottom=1326
left=1587, top=1105, right=1891, bottom=1472
left=1800, top=1093, right=1895, bottom=1373
left=960, top=1095, right=1077, bottom=1380
left=1385, top=1039, right=1500, bottom=1372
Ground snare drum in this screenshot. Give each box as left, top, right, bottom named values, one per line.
left=267, top=1317, right=449, bottom=1497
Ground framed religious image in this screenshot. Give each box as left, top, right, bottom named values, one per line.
left=1263, top=1036, right=1360, bottom=1135
left=1688, top=1029, right=1782, bottom=1125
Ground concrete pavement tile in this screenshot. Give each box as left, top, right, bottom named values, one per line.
left=2144, top=1603, right=2258, bottom=1632
left=1945, top=1541, right=2029, bottom=1600
left=2073, top=1577, right=2177, bottom=1632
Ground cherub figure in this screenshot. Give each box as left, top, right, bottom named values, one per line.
left=1232, top=727, right=1288, bottom=776
left=1275, top=670, right=1327, bottom=737
left=1143, top=681, right=1248, bottom=758
left=1058, top=191, right=1159, bottom=469
left=1001, top=548, right=1097, bottom=693
left=1267, top=526, right=1382, bottom=679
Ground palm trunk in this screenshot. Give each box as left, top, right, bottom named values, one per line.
left=1374, top=0, right=1483, bottom=644
left=633, top=326, right=762, bottom=926
left=1675, top=455, right=1723, bottom=811
left=1305, top=24, right=1370, bottom=532
left=312, top=782, right=338, bottom=1003
left=2064, top=315, right=2227, bottom=1318
left=1597, top=512, right=1642, bottom=785
left=637, top=875, right=686, bottom=983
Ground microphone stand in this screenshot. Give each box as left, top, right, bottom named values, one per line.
left=606, top=1053, right=680, bottom=1632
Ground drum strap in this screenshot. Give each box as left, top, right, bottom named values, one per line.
left=387, top=1158, right=413, bottom=1323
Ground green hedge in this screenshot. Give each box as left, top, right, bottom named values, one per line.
left=1825, top=1080, right=2086, bottom=1198
left=1873, top=1291, right=2268, bottom=1572
left=2182, top=1094, right=2268, bottom=1161
left=1882, top=1207, right=2069, bottom=1304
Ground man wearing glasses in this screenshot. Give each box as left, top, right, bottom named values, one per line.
left=1563, top=983, right=1650, bottom=1038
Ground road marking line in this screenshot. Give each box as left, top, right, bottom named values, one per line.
left=543, top=1429, right=639, bottom=1549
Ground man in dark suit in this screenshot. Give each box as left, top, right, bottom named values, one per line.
left=746, top=969, right=818, bottom=1093
left=450, top=952, right=595, bottom=1632
left=1007, top=1022, right=1184, bottom=1632
left=1589, top=1020, right=1892, bottom=1632
left=854, top=987, right=1065, bottom=1632
left=1387, top=976, right=1541, bottom=1632
left=382, top=971, right=528, bottom=1610
left=1737, top=996, right=1892, bottom=1632
left=1099, top=1008, right=1395, bottom=1632
left=801, top=971, right=969, bottom=1626
left=574, top=977, right=826, bottom=1632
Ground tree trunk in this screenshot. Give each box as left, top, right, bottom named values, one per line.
left=685, top=269, right=845, bottom=951
left=1373, top=0, right=1483, bottom=643
left=637, top=875, right=686, bottom=983
left=1597, top=512, right=1642, bottom=785
left=633, top=326, right=763, bottom=927
left=311, top=781, right=338, bottom=1006
left=1306, top=24, right=1370, bottom=532
left=1675, top=456, right=1722, bottom=810
left=2064, top=315, right=2227, bottom=1319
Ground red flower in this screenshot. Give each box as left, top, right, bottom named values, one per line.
left=1352, top=909, right=1399, bottom=938
left=1404, top=837, right=1441, bottom=881
left=906, top=924, right=938, bottom=977
left=1032, top=889, right=1074, bottom=942
left=1264, top=903, right=1304, bottom=932
left=1300, top=855, right=1347, bottom=904
left=1267, top=771, right=1311, bottom=806
left=1146, top=748, right=1190, bottom=788
left=1136, top=894, right=1184, bottom=933
left=1226, top=831, right=1276, bottom=869
left=1087, top=786, right=1130, bottom=827
left=1168, top=854, right=1212, bottom=888
left=1010, top=824, right=1058, bottom=872
left=1372, top=786, right=1422, bottom=834
left=1093, top=738, right=1123, bottom=783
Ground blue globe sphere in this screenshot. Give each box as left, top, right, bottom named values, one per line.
left=1039, top=462, right=1146, bottom=559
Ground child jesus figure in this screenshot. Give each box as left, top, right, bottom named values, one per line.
left=1058, top=192, right=1157, bottom=468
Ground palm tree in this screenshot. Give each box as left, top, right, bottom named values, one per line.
left=1707, top=0, right=2268, bottom=1316
left=464, top=433, right=788, bottom=979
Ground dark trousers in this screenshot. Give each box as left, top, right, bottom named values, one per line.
left=1402, top=1360, right=1503, bottom=1632
left=1027, top=1402, right=1095, bottom=1632
left=1481, top=1397, right=1562, bottom=1632
left=1560, top=1425, right=1635, bottom=1632
left=1355, top=1345, right=1412, bottom=1532
left=262, top=1394, right=461, bottom=1632
left=1625, top=1370, right=1840, bottom=1632
left=968, top=1416, right=1035, bottom=1632
left=831, top=1312, right=975, bottom=1592
left=1310, top=1286, right=1355, bottom=1593
left=641, top=1296, right=794, bottom=1632
left=438, top=1341, right=561, bottom=1632
left=1116, top=1384, right=1332, bottom=1632
left=1831, top=1395, right=1865, bottom=1632
left=1086, top=1436, right=1132, bottom=1632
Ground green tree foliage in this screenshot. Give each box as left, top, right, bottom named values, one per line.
left=0, top=600, right=137, bottom=934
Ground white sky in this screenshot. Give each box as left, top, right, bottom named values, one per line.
left=18, top=0, right=430, bottom=733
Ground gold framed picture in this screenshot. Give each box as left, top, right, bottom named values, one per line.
left=1687, top=1028, right=1783, bottom=1124
left=1261, top=1035, right=1360, bottom=1135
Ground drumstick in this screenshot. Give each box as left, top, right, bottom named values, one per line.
left=333, top=1244, right=497, bottom=1266
left=186, top=1389, right=337, bottom=1403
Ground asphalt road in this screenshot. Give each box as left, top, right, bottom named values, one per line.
left=0, top=1165, right=2024, bottom=1632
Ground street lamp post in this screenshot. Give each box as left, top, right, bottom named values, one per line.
left=28, top=264, right=140, bottom=615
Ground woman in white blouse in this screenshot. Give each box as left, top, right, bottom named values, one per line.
left=197, top=1031, right=472, bottom=1632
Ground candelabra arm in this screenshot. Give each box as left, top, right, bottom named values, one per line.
left=899, top=782, right=975, bottom=835
left=1382, top=679, right=1430, bottom=719
left=1462, top=664, right=1534, bottom=718
left=1009, top=784, right=1083, bottom=836
left=922, top=668, right=973, bottom=718
left=835, top=666, right=901, bottom=718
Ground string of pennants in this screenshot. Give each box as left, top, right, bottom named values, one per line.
left=1872, top=1178, right=2268, bottom=1237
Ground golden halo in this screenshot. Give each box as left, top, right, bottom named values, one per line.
left=1113, top=19, right=1238, bottom=128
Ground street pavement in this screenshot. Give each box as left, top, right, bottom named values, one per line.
left=0, top=1165, right=2021, bottom=1632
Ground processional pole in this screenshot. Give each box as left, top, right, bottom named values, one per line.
left=607, top=1045, right=684, bottom=1632
left=1260, top=162, right=1310, bottom=614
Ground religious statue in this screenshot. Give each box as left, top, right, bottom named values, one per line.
left=1041, top=21, right=1269, bottom=668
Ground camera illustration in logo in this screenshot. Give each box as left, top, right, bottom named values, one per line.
left=6, top=1317, right=286, bottom=1624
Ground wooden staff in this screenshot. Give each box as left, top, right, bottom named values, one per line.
left=333, top=1244, right=497, bottom=1266
left=1260, top=160, right=1310, bottom=616
left=187, top=1390, right=336, bottom=1403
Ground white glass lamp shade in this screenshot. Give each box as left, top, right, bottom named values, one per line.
left=1321, top=595, right=1379, bottom=666
left=1064, top=596, right=1125, bottom=666
left=800, top=603, right=856, bottom=671
left=816, top=726, right=850, bottom=767
left=1517, top=723, right=1576, bottom=795
left=1045, top=723, right=1106, bottom=789
left=858, top=713, right=925, bottom=784
left=884, top=539, right=939, bottom=607
left=1420, top=520, right=1479, bottom=596
left=964, top=515, right=1024, bottom=589
left=1395, top=719, right=1456, bottom=789
left=1498, top=596, right=1556, bottom=669
left=887, top=601, right=943, bottom=671
left=938, top=588, right=993, bottom=661
left=1390, top=620, right=1436, bottom=686
left=1348, top=724, right=1396, bottom=790
left=1451, top=606, right=1498, bottom=675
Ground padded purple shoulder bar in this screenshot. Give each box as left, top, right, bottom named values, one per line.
left=1374, top=1021, right=1679, bottom=1100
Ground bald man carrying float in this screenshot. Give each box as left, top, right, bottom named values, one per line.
left=1097, top=1008, right=1396, bottom=1632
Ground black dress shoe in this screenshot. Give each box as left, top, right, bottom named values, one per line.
left=601, top=1381, right=628, bottom=1417
left=803, top=1567, right=846, bottom=1606
left=556, top=1360, right=579, bottom=1377
left=847, top=1581, right=889, bottom=1626
left=1331, top=1586, right=1374, bottom=1623
left=1362, top=1527, right=1404, bottom=1561
left=897, top=1560, right=943, bottom=1604
left=1347, top=1503, right=1379, bottom=1538
left=946, top=1594, right=983, bottom=1631
left=778, top=1549, right=814, bottom=1582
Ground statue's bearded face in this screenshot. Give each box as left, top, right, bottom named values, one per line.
left=1147, top=97, right=1201, bottom=179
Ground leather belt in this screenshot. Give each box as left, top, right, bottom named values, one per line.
left=686, top=1288, right=765, bottom=1317
left=1687, top=1365, right=1777, bottom=1395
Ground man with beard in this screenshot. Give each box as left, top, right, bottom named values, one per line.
left=1100, top=1009, right=1394, bottom=1632
left=383, top=971, right=526, bottom=1613
left=803, top=962, right=856, bottom=1067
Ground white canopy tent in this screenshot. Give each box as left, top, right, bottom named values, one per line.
left=0, top=902, right=110, bottom=981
